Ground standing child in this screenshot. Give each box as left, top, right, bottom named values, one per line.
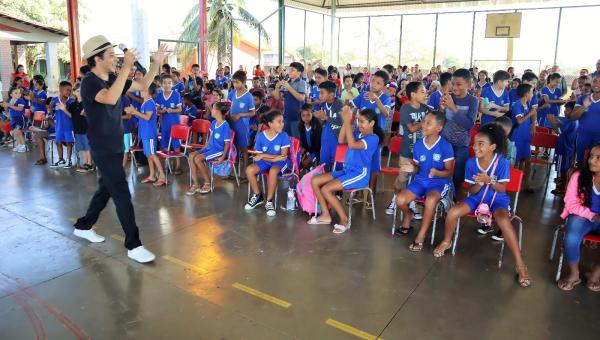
left=316, top=81, right=344, bottom=171
left=50, top=81, right=75, bottom=167
left=538, top=73, right=565, bottom=128
left=249, top=90, right=266, bottom=144
left=29, top=78, right=48, bottom=115
left=510, top=84, right=536, bottom=193
left=508, top=78, right=521, bottom=106
left=187, top=102, right=232, bottom=195
left=230, top=70, right=256, bottom=182
left=480, top=70, right=510, bottom=125
left=125, top=83, right=166, bottom=187
left=571, top=77, right=600, bottom=164
left=310, top=107, right=383, bottom=233
left=244, top=110, right=291, bottom=217
left=307, top=68, right=327, bottom=110
left=156, top=74, right=183, bottom=174
left=395, top=111, right=454, bottom=250
left=433, top=123, right=531, bottom=288
left=1, top=88, right=26, bottom=152
left=69, top=85, right=93, bottom=172
left=548, top=101, right=578, bottom=195
left=297, top=103, right=322, bottom=171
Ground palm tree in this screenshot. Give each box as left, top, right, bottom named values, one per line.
left=178, top=0, right=270, bottom=66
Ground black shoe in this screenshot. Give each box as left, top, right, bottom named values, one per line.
left=477, top=224, right=494, bottom=235
left=265, top=200, right=276, bottom=216
left=491, top=230, right=504, bottom=241
left=244, top=193, right=264, bottom=210
left=50, top=159, right=66, bottom=168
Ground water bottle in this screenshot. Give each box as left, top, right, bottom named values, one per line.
left=286, top=188, right=297, bottom=211
left=483, top=97, right=490, bottom=108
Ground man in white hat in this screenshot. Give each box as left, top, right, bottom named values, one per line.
left=73, top=35, right=167, bottom=263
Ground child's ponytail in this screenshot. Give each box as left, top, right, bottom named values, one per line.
left=478, top=123, right=507, bottom=156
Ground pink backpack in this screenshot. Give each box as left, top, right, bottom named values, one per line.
left=296, top=163, right=326, bottom=215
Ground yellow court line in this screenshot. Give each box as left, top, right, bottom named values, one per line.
left=110, top=234, right=125, bottom=242
left=162, top=255, right=208, bottom=274
left=325, top=318, right=381, bottom=340
left=232, top=282, right=291, bottom=308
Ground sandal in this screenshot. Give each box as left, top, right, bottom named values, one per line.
left=557, top=277, right=581, bottom=291
left=198, top=183, right=212, bottom=194
left=153, top=179, right=166, bottom=187
left=585, top=272, right=600, bottom=292
left=433, top=241, right=453, bottom=258
left=307, top=216, right=332, bottom=225
left=333, top=223, right=350, bottom=234
left=35, top=158, right=47, bottom=165
left=395, top=226, right=413, bottom=235
left=142, top=177, right=157, bottom=184
left=408, top=241, right=423, bottom=252
left=515, top=266, right=532, bottom=288
left=186, top=185, right=199, bottom=195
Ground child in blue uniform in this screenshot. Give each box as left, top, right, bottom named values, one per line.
left=30, top=78, right=48, bottom=114
left=156, top=74, right=183, bottom=173
left=182, top=94, right=198, bottom=125
left=480, top=70, right=510, bottom=125
left=433, top=123, right=531, bottom=288
left=297, top=103, right=321, bottom=171
left=125, top=83, right=166, bottom=187
left=230, top=70, right=256, bottom=181
left=171, top=71, right=185, bottom=93
left=396, top=111, right=454, bottom=251
left=244, top=110, right=291, bottom=217
left=307, top=67, right=328, bottom=110
left=538, top=73, right=565, bottom=128
left=187, top=102, right=232, bottom=195
left=316, top=81, right=344, bottom=171
left=511, top=83, right=536, bottom=192
left=310, top=107, right=383, bottom=234
left=1, top=88, right=27, bottom=152
left=508, top=78, right=521, bottom=106
left=50, top=81, right=75, bottom=168
left=571, top=77, right=600, bottom=163
left=548, top=101, right=578, bottom=195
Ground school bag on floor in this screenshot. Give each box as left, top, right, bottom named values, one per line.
left=212, top=139, right=237, bottom=177
left=296, top=163, right=325, bottom=215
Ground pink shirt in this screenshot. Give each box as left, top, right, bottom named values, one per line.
left=560, top=171, right=597, bottom=221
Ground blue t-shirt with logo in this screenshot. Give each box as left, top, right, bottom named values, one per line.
left=464, top=154, right=510, bottom=199
left=539, top=86, right=562, bottom=118
left=51, top=96, right=75, bottom=132
left=9, top=98, right=26, bottom=118
left=510, top=100, right=532, bottom=142
left=207, top=120, right=232, bottom=151
left=427, top=90, right=443, bottom=111
left=173, top=81, right=185, bottom=93
left=230, top=90, right=255, bottom=129
left=138, top=99, right=158, bottom=140
left=32, top=89, right=47, bottom=113
left=155, top=91, right=182, bottom=124
left=481, top=86, right=509, bottom=125
left=575, top=94, right=600, bottom=135
left=345, top=131, right=379, bottom=170
left=351, top=92, right=392, bottom=129
left=255, top=131, right=291, bottom=156
left=412, top=136, right=454, bottom=184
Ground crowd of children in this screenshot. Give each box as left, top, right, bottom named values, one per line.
left=2, top=59, right=600, bottom=290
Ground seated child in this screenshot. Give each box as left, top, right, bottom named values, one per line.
left=433, top=123, right=531, bottom=288
left=182, top=94, right=198, bottom=125
left=249, top=90, right=267, bottom=144
left=125, top=83, right=166, bottom=187
left=244, top=110, right=291, bottom=217
left=510, top=84, right=536, bottom=192
left=297, top=103, right=322, bottom=172
left=0, top=87, right=26, bottom=152
left=187, top=102, right=231, bottom=195
left=310, top=106, right=383, bottom=234
left=395, top=111, right=454, bottom=251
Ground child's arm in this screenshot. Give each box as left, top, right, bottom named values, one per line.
left=570, top=96, right=590, bottom=120
left=126, top=92, right=143, bottom=104
left=479, top=101, right=504, bottom=118
left=165, top=105, right=183, bottom=114
left=367, top=92, right=390, bottom=118
left=57, top=102, right=71, bottom=117
left=125, top=105, right=151, bottom=121
left=216, top=141, right=230, bottom=163
left=255, top=147, right=289, bottom=162
left=514, top=110, right=535, bottom=125
left=472, top=172, right=507, bottom=193
left=429, top=159, right=454, bottom=179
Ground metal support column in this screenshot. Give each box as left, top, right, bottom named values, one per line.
left=199, top=0, right=208, bottom=72
left=330, top=0, right=336, bottom=66
left=398, top=16, right=403, bottom=66
left=230, top=21, right=234, bottom=67
left=432, top=13, right=438, bottom=67
left=258, top=26, right=262, bottom=65
left=553, top=8, right=562, bottom=65
left=303, top=10, right=307, bottom=61
left=366, top=16, right=371, bottom=67
left=469, top=12, right=476, bottom=67
left=278, top=0, right=285, bottom=65
left=66, top=0, right=80, bottom=83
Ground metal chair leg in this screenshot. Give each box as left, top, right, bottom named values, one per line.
left=555, top=250, right=564, bottom=282
left=498, top=241, right=505, bottom=269
left=550, top=225, right=561, bottom=260
left=430, top=204, right=439, bottom=246
left=391, top=204, right=397, bottom=235
left=452, top=219, right=460, bottom=256
left=348, top=191, right=354, bottom=228
left=369, top=189, right=376, bottom=220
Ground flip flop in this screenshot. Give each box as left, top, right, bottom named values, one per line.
left=307, top=216, right=332, bottom=225
left=142, top=177, right=156, bottom=183
left=153, top=179, right=166, bottom=187
left=333, top=224, right=350, bottom=234
left=433, top=241, right=453, bottom=258
left=557, top=278, right=581, bottom=291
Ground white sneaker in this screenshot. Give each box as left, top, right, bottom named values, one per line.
left=16, top=145, right=26, bottom=153
left=127, top=246, right=155, bottom=263
left=265, top=200, right=276, bottom=217
left=385, top=195, right=396, bottom=215
left=73, top=229, right=106, bottom=243
left=12, top=146, right=18, bottom=151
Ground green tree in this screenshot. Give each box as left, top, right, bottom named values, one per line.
left=178, top=0, right=270, bottom=66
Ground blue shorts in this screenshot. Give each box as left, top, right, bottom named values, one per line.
left=55, top=130, right=74, bottom=143
left=255, top=159, right=289, bottom=173
left=143, top=138, right=157, bottom=156
left=406, top=177, right=451, bottom=198
left=123, top=133, right=132, bottom=152
left=10, top=116, right=24, bottom=130
left=199, top=147, right=223, bottom=161
left=371, top=145, right=381, bottom=173
left=160, top=120, right=181, bottom=149
left=513, top=139, right=531, bottom=161
left=233, top=122, right=249, bottom=148
left=464, top=191, right=510, bottom=214
left=332, top=167, right=369, bottom=190
left=74, top=134, right=90, bottom=152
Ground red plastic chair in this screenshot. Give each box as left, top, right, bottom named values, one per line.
left=530, top=132, right=559, bottom=189
left=157, top=125, right=191, bottom=185
left=332, top=144, right=376, bottom=227
left=182, top=119, right=211, bottom=149
left=379, top=136, right=402, bottom=192
left=179, top=115, right=189, bottom=126
left=535, top=126, right=551, bottom=134
left=469, top=124, right=480, bottom=146
left=452, top=167, right=524, bottom=268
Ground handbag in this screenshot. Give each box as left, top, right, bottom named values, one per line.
left=474, top=156, right=500, bottom=226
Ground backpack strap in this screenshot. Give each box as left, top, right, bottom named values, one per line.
left=479, top=155, right=500, bottom=204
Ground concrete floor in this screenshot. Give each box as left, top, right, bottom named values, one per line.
left=0, top=148, right=598, bottom=340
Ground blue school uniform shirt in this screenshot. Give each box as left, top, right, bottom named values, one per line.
left=216, top=76, right=227, bottom=88
left=528, top=91, right=539, bottom=111
left=510, top=100, right=532, bottom=142
left=539, top=86, right=562, bottom=117
left=345, top=131, right=379, bottom=170
left=556, top=116, right=578, bottom=156
left=32, top=89, right=47, bottom=113
left=508, top=88, right=518, bottom=106
left=8, top=98, right=26, bottom=118
left=255, top=131, right=290, bottom=155
left=173, top=81, right=185, bottom=93
left=351, top=92, right=392, bottom=129
left=155, top=91, right=182, bottom=124
left=464, top=153, right=510, bottom=199
left=130, top=91, right=142, bottom=110
left=230, top=90, right=255, bottom=128
left=592, top=185, right=600, bottom=214
left=121, top=95, right=134, bottom=133
left=575, top=94, right=600, bottom=136
left=427, top=90, right=443, bottom=111
left=475, top=82, right=491, bottom=90
left=207, top=120, right=232, bottom=151
left=183, top=104, right=198, bottom=119
left=480, top=86, right=509, bottom=125
left=309, top=84, right=321, bottom=110
left=51, top=96, right=75, bottom=131
left=138, top=99, right=158, bottom=140
left=412, top=136, right=454, bottom=184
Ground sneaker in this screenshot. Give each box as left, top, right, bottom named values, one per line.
left=50, top=159, right=66, bottom=168
left=409, top=202, right=423, bottom=220
left=73, top=229, right=106, bottom=243
left=12, top=146, right=18, bottom=152
left=477, top=224, right=495, bottom=235
left=63, top=160, right=72, bottom=169
left=244, top=193, right=264, bottom=210
left=127, top=246, right=156, bottom=263
left=76, top=165, right=91, bottom=173
left=385, top=196, right=396, bottom=215
left=16, top=145, right=26, bottom=153
left=265, top=200, right=276, bottom=216
left=491, top=230, right=504, bottom=242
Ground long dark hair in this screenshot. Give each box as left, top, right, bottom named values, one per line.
left=578, top=143, right=600, bottom=208
left=359, top=108, right=384, bottom=145
left=213, top=102, right=234, bottom=127
left=476, top=123, right=507, bottom=156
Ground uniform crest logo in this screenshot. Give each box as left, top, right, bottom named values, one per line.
left=274, top=145, right=281, bottom=151
left=240, top=103, right=245, bottom=108
left=433, top=153, right=441, bottom=161
left=170, top=103, right=175, bottom=108
left=420, top=155, right=426, bottom=161
left=262, top=146, right=267, bottom=152
left=215, top=133, right=220, bottom=139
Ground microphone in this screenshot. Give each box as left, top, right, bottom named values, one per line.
left=118, top=44, right=147, bottom=74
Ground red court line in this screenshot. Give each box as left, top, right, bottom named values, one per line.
left=0, top=279, right=46, bottom=340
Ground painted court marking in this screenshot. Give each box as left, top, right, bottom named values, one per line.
left=162, top=255, right=208, bottom=274
left=325, top=318, right=381, bottom=340
left=110, top=234, right=125, bottom=242
left=232, top=282, right=291, bottom=308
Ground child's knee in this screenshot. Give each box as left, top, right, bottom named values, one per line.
left=246, top=164, right=258, bottom=176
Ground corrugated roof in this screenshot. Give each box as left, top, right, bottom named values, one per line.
left=288, top=0, right=485, bottom=9
left=0, top=11, right=68, bottom=37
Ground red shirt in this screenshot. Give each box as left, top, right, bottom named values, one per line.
left=265, top=97, right=283, bottom=111
left=254, top=70, right=266, bottom=78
